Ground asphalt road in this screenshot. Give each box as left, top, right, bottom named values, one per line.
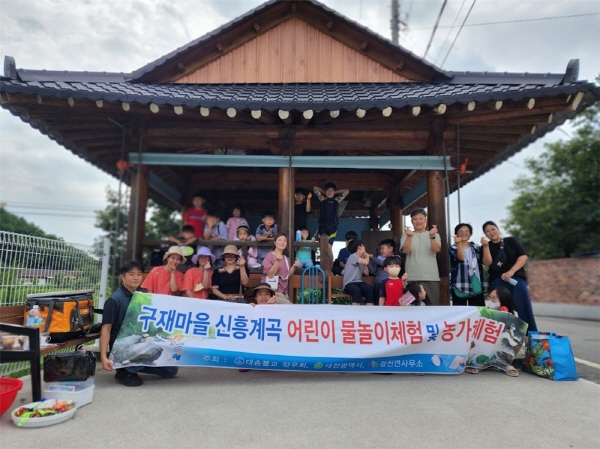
left=535, top=316, right=600, bottom=384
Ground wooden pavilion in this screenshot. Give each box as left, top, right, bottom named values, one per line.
left=1, top=0, right=598, bottom=304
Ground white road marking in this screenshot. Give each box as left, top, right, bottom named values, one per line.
left=575, top=357, right=600, bottom=370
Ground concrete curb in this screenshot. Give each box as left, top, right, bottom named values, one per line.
left=533, top=303, right=600, bottom=321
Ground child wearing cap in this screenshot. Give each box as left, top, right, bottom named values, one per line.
left=255, top=211, right=278, bottom=263
left=226, top=205, right=249, bottom=241
left=183, top=247, right=215, bottom=299
left=141, top=246, right=185, bottom=295
left=211, top=245, right=249, bottom=301
left=235, top=225, right=261, bottom=268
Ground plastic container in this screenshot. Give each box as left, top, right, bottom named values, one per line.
left=508, top=277, right=518, bottom=286
left=25, top=305, right=42, bottom=330
left=43, top=378, right=94, bottom=408
left=0, top=378, right=23, bottom=415
left=11, top=399, right=77, bottom=428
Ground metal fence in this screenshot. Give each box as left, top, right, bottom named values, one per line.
left=0, top=231, right=106, bottom=376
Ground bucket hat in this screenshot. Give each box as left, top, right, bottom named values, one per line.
left=220, top=244, right=240, bottom=258
left=253, top=283, right=275, bottom=295
left=163, top=246, right=187, bottom=264
left=191, top=246, right=216, bottom=265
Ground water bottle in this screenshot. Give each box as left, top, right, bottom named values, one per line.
left=25, top=305, right=43, bottom=330
left=508, top=277, right=518, bottom=286
left=296, top=230, right=302, bottom=242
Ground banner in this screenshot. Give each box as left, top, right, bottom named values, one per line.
left=110, top=293, right=526, bottom=374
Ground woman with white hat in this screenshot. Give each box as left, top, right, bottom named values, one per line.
left=183, top=246, right=216, bottom=299
left=141, top=246, right=185, bottom=295
left=211, top=245, right=249, bottom=301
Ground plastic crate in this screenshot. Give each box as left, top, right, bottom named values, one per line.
left=43, top=378, right=94, bottom=408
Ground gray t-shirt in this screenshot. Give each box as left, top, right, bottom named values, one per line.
left=400, top=231, right=441, bottom=281
left=343, top=253, right=364, bottom=288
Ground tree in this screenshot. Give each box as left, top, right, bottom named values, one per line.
left=504, top=96, right=600, bottom=259
left=93, top=186, right=180, bottom=289
left=0, top=207, right=60, bottom=240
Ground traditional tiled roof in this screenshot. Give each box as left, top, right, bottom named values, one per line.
left=1, top=78, right=597, bottom=112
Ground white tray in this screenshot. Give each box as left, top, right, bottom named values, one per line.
left=11, top=400, right=77, bottom=428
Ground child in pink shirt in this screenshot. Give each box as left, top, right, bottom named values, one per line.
left=226, top=205, right=249, bottom=241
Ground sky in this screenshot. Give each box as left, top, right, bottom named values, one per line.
left=0, top=0, right=599, bottom=249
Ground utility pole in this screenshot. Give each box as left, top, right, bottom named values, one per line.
left=391, top=0, right=400, bottom=45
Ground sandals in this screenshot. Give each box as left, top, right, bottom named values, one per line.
left=465, top=366, right=519, bottom=376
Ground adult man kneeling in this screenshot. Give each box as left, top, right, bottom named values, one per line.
left=100, top=261, right=178, bottom=387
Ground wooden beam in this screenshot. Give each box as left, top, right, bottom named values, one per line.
left=459, top=140, right=509, bottom=152
left=459, top=132, right=522, bottom=145
left=189, top=171, right=391, bottom=191
left=447, top=103, right=570, bottom=125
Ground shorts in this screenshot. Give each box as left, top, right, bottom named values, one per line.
left=318, top=225, right=337, bottom=245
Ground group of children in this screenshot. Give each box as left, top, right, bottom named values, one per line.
left=335, top=232, right=431, bottom=307
left=171, top=183, right=347, bottom=272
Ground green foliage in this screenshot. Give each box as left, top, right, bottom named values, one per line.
left=504, top=98, right=600, bottom=259
left=0, top=207, right=60, bottom=240
left=92, top=186, right=180, bottom=289
left=145, top=202, right=181, bottom=241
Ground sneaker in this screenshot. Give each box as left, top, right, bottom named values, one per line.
left=115, top=369, right=144, bottom=387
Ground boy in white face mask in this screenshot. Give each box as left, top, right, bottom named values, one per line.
left=486, top=287, right=519, bottom=316
left=379, top=256, right=409, bottom=306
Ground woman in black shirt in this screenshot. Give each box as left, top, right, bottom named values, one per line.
left=481, top=221, right=537, bottom=332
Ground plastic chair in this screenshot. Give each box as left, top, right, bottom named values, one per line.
left=299, top=266, right=327, bottom=304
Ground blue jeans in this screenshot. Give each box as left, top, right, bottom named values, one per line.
left=298, top=259, right=314, bottom=268
left=344, top=282, right=374, bottom=304
left=126, top=366, right=179, bottom=378
left=489, top=277, right=537, bottom=332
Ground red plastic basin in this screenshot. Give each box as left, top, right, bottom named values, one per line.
left=0, top=378, right=23, bottom=415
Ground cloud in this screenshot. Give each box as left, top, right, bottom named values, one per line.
left=0, top=0, right=598, bottom=247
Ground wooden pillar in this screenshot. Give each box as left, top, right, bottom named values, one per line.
left=278, top=167, right=294, bottom=257
left=427, top=118, right=449, bottom=305
left=126, top=164, right=149, bottom=263
left=390, top=183, right=402, bottom=235
left=319, top=237, right=332, bottom=274
left=369, top=206, right=379, bottom=231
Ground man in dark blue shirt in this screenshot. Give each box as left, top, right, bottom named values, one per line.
left=100, top=261, right=178, bottom=387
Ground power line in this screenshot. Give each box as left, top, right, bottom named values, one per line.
left=423, top=0, right=448, bottom=58
left=441, top=0, right=477, bottom=67
left=3, top=203, right=97, bottom=212
left=412, top=12, right=599, bottom=30
left=433, top=0, right=467, bottom=64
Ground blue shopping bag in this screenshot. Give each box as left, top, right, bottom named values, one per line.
left=522, top=331, right=579, bottom=381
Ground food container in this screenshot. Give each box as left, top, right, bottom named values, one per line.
left=11, top=399, right=77, bottom=428
left=43, top=378, right=94, bottom=407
